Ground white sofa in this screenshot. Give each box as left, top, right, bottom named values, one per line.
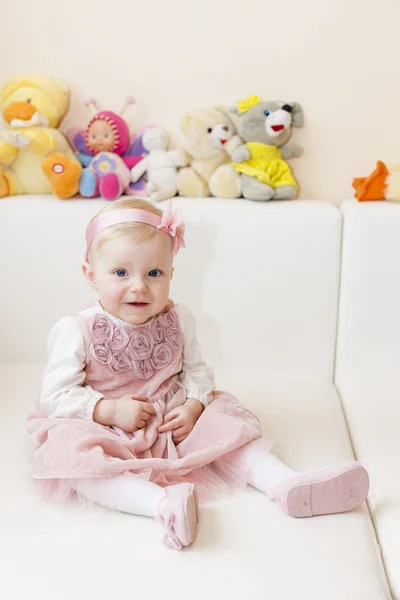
left=0, top=196, right=396, bottom=600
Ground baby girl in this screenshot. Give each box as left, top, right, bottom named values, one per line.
left=27, top=198, right=369, bottom=550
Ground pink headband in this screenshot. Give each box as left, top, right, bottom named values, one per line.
left=85, top=201, right=185, bottom=258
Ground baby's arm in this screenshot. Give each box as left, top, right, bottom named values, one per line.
left=159, top=304, right=215, bottom=442
left=40, top=316, right=155, bottom=431
left=176, top=303, right=216, bottom=409
left=40, top=316, right=104, bottom=420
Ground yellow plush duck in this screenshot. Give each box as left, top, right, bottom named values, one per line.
left=0, top=74, right=82, bottom=199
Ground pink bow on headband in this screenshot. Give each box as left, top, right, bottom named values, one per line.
left=158, top=202, right=185, bottom=255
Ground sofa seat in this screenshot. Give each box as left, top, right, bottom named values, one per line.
left=0, top=362, right=390, bottom=600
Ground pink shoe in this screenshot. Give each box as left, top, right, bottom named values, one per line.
left=269, top=461, right=369, bottom=518
left=156, top=483, right=198, bottom=550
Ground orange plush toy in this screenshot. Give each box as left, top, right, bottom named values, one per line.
left=352, top=160, right=400, bottom=203
left=352, top=161, right=388, bottom=202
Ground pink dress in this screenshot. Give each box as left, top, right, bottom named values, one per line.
left=26, top=303, right=263, bottom=503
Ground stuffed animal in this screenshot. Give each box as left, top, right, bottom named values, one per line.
left=352, top=161, right=400, bottom=203
left=209, top=123, right=243, bottom=156
left=66, top=98, right=147, bottom=201
left=130, top=126, right=189, bottom=202
left=0, top=74, right=82, bottom=199
left=177, top=106, right=241, bottom=198
left=229, top=95, right=304, bottom=202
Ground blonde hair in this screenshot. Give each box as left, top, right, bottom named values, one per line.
left=87, top=197, right=163, bottom=260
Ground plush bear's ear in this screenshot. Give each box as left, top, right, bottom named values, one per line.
left=180, top=114, right=192, bottom=135
left=213, top=105, right=228, bottom=116
left=288, top=102, right=304, bottom=127
left=228, top=105, right=241, bottom=116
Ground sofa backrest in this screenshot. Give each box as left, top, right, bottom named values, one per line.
left=0, top=197, right=342, bottom=379
left=335, top=200, right=400, bottom=389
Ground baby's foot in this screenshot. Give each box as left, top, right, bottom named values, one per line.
left=156, top=483, right=198, bottom=550
left=269, top=461, right=369, bottom=518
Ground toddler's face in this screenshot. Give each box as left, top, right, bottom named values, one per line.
left=88, top=120, right=115, bottom=153
left=84, top=231, right=174, bottom=325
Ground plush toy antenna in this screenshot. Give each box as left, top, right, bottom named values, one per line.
left=119, top=96, right=136, bottom=117
left=84, top=98, right=99, bottom=115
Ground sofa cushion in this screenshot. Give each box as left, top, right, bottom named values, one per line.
left=0, top=362, right=390, bottom=600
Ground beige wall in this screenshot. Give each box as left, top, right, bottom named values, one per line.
left=2, top=0, right=399, bottom=203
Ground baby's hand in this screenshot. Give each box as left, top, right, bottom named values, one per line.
left=113, top=395, right=156, bottom=432
left=94, top=395, right=155, bottom=432
left=158, top=398, right=204, bottom=444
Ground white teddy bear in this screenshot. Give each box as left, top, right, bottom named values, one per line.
left=131, top=127, right=189, bottom=202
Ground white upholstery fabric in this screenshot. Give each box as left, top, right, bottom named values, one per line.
left=0, top=195, right=393, bottom=599
left=337, top=201, right=400, bottom=382
left=336, top=200, right=400, bottom=598
left=0, top=197, right=341, bottom=379
left=0, top=363, right=390, bottom=600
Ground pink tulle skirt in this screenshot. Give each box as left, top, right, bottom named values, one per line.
left=26, top=383, right=264, bottom=504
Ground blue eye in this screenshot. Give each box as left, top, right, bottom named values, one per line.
left=27, top=99, right=32, bottom=104
left=114, top=269, right=128, bottom=277
left=264, top=110, right=271, bottom=117
left=148, top=269, right=161, bottom=278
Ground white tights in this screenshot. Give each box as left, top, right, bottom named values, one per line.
left=72, top=440, right=298, bottom=517
left=222, top=439, right=297, bottom=492
left=73, top=473, right=165, bottom=517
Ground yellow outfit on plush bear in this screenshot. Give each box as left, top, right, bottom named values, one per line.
left=0, top=74, right=81, bottom=198
left=233, top=143, right=298, bottom=189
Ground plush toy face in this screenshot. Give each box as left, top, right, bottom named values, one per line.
left=87, top=120, right=116, bottom=153
left=210, top=123, right=234, bottom=150
left=142, top=127, right=169, bottom=152
left=180, top=107, right=236, bottom=160
left=0, top=76, right=69, bottom=129
left=230, top=99, right=303, bottom=147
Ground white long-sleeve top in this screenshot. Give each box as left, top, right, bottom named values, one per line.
left=39, top=303, right=216, bottom=420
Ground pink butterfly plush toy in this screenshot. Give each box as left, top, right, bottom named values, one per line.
left=67, top=97, right=151, bottom=201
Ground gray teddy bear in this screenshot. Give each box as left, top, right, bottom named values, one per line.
left=228, top=95, right=304, bottom=201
